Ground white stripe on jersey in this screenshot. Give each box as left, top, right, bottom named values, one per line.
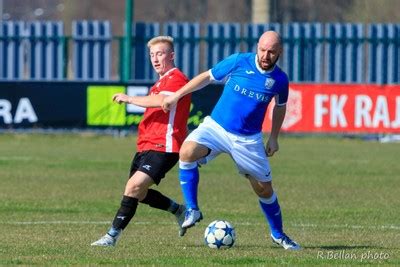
left=165, top=104, right=177, bottom=152
left=159, top=91, right=174, bottom=96
left=159, top=90, right=177, bottom=152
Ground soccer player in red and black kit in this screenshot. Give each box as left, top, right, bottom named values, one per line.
left=91, top=36, right=191, bottom=246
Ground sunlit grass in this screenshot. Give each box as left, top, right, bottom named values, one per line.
left=0, top=133, right=399, bottom=265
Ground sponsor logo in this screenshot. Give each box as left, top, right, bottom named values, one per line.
left=283, top=88, right=302, bottom=129
left=116, top=216, right=126, bottom=220
left=233, top=84, right=272, bottom=103
left=245, top=70, right=255, bottom=75
left=142, top=165, right=152, bottom=171
left=0, top=98, right=38, bottom=124
left=87, top=86, right=127, bottom=126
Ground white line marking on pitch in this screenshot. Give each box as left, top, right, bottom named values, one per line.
left=292, top=223, right=400, bottom=231
left=0, top=221, right=399, bottom=231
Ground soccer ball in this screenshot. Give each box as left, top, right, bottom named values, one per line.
left=204, top=220, right=236, bottom=249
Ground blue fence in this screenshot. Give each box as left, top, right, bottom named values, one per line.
left=0, top=21, right=25, bottom=80
left=27, top=21, right=64, bottom=80
left=0, top=21, right=399, bottom=84
left=72, top=20, right=111, bottom=80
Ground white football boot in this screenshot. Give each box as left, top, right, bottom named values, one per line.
left=91, top=232, right=120, bottom=247
left=181, top=208, right=203, bottom=229
left=271, top=233, right=301, bottom=250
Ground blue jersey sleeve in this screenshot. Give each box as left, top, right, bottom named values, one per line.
left=210, top=53, right=240, bottom=81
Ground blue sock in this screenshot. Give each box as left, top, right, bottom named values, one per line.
left=179, top=161, right=199, bottom=210
left=259, top=193, right=283, bottom=239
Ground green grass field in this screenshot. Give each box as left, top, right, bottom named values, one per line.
left=0, top=133, right=399, bottom=265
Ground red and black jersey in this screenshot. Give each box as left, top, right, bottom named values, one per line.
left=137, top=68, right=191, bottom=153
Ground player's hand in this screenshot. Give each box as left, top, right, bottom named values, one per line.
left=161, top=94, right=179, bottom=113
left=112, top=93, right=130, bottom=104
left=265, top=138, right=279, bottom=157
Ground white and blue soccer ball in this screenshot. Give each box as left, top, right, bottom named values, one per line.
left=204, top=220, right=236, bottom=249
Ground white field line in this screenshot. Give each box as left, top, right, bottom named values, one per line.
left=0, top=221, right=399, bottom=231
left=292, top=223, right=400, bottom=231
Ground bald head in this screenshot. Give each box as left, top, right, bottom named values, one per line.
left=256, top=31, right=282, bottom=71
left=258, top=31, right=282, bottom=48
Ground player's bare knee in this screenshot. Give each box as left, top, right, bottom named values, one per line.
left=248, top=176, right=274, bottom=198
left=180, top=141, right=204, bottom=162
left=124, top=181, right=147, bottom=199
left=253, top=182, right=274, bottom=198
left=179, top=146, right=195, bottom=161
left=258, top=187, right=274, bottom=198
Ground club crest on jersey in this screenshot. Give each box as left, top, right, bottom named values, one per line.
left=265, top=78, right=275, bottom=89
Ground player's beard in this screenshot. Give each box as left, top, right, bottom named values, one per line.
left=259, top=55, right=280, bottom=71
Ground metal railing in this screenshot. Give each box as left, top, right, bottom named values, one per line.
left=1, top=21, right=399, bottom=84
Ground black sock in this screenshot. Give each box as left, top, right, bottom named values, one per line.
left=111, top=195, right=138, bottom=230
left=140, top=189, right=178, bottom=213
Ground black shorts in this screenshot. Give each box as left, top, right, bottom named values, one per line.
left=129, top=150, right=179, bottom=185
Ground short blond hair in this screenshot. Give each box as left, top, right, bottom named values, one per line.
left=147, top=36, right=174, bottom=52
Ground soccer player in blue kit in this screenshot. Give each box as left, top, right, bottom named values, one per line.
left=162, top=31, right=300, bottom=250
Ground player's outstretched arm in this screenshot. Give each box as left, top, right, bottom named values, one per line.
left=266, top=105, right=286, bottom=157
left=162, top=71, right=212, bottom=112
left=112, top=93, right=165, bottom=108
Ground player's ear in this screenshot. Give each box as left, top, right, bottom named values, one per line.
left=169, top=51, right=175, bottom=61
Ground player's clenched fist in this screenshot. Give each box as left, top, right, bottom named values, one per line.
left=265, top=138, right=279, bottom=157
left=112, top=93, right=130, bottom=104
left=161, top=94, right=178, bottom=112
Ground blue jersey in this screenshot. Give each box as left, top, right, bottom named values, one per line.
left=210, top=53, right=289, bottom=135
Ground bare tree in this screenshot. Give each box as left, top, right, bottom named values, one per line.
left=344, top=0, right=400, bottom=23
